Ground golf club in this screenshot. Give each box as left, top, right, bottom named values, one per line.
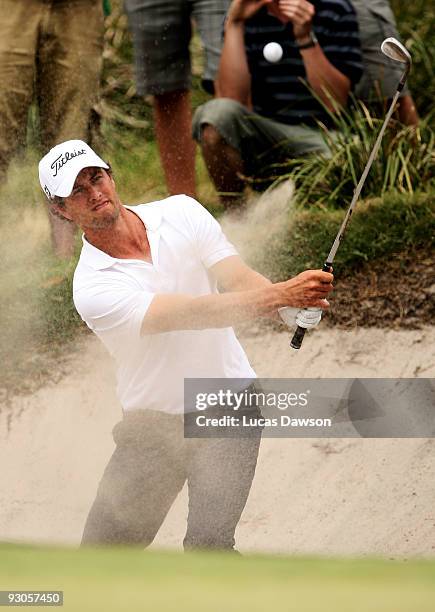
left=290, top=37, right=412, bottom=350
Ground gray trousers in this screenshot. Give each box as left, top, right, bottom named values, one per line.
left=81, top=410, right=261, bottom=550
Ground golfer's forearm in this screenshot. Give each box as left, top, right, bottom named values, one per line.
left=141, top=285, right=283, bottom=334
left=228, top=269, right=272, bottom=292
left=300, top=46, right=350, bottom=109
left=215, top=263, right=273, bottom=293
left=217, top=21, right=251, bottom=105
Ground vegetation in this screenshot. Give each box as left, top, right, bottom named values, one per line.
left=268, top=107, right=434, bottom=210
left=256, top=191, right=434, bottom=280
left=2, top=544, right=435, bottom=612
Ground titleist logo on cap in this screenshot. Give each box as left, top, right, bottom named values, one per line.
left=39, top=140, right=108, bottom=199
left=51, top=148, right=87, bottom=177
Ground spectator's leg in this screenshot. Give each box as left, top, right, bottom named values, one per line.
left=37, top=0, right=104, bottom=258
left=397, top=95, right=419, bottom=126
left=277, top=124, right=332, bottom=158
left=192, top=98, right=256, bottom=206
left=125, top=0, right=196, bottom=197
left=81, top=412, right=187, bottom=547
left=200, top=124, right=245, bottom=208
left=153, top=89, right=196, bottom=197
left=193, top=98, right=330, bottom=206
left=0, top=0, right=39, bottom=182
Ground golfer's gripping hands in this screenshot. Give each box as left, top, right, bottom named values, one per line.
left=278, top=306, right=322, bottom=330
left=277, top=268, right=332, bottom=330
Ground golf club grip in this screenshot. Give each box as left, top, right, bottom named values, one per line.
left=290, top=262, right=332, bottom=350
left=290, top=325, right=306, bottom=350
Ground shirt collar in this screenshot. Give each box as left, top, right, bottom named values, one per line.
left=80, top=203, right=162, bottom=271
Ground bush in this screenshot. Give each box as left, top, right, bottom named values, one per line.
left=256, top=191, right=434, bottom=280
left=277, top=103, right=434, bottom=209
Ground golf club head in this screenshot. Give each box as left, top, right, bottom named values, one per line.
left=381, top=37, right=412, bottom=67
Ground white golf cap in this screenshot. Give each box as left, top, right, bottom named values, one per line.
left=38, top=139, right=109, bottom=199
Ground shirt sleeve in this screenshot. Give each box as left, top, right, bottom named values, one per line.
left=73, top=273, right=154, bottom=341
left=179, top=196, right=239, bottom=268
left=316, top=1, right=363, bottom=88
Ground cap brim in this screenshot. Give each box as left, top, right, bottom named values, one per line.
left=54, top=159, right=109, bottom=198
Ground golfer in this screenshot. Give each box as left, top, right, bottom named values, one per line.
left=38, top=140, right=333, bottom=551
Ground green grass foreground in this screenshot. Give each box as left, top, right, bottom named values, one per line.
left=1, top=544, right=435, bottom=612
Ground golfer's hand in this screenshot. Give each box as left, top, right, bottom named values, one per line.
left=281, top=269, right=333, bottom=308
left=227, top=0, right=272, bottom=24
left=278, top=306, right=322, bottom=329
left=273, top=0, right=315, bottom=39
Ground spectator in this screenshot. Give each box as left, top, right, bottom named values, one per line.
left=351, top=0, right=419, bottom=125
left=192, top=0, right=363, bottom=206
left=0, top=0, right=104, bottom=258
left=124, top=0, right=231, bottom=199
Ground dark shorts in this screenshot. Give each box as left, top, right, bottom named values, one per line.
left=124, top=0, right=230, bottom=96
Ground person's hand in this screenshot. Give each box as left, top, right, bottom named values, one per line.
left=279, top=269, right=333, bottom=308
left=278, top=306, right=322, bottom=329
left=268, top=0, right=315, bottom=39
left=296, top=307, right=322, bottom=329
left=227, top=0, right=272, bottom=25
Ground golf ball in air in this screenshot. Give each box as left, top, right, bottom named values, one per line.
left=263, top=42, right=283, bottom=63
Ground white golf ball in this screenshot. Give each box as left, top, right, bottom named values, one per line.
left=263, top=42, right=283, bottom=63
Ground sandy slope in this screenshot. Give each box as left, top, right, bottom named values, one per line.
left=1, top=326, right=434, bottom=557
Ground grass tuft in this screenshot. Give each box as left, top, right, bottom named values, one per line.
left=276, top=105, right=434, bottom=209
left=256, top=191, right=434, bottom=280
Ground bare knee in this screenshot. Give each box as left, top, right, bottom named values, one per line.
left=200, top=124, right=242, bottom=167
left=200, top=124, right=225, bottom=150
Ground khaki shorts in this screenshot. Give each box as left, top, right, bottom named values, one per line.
left=0, top=0, right=104, bottom=178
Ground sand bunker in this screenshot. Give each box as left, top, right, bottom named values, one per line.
left=1, top=325, right=434, bottom=558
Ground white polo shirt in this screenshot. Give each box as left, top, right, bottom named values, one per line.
left=73, top=195, right=256, bottom=414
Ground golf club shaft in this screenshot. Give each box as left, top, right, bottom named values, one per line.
left=326, top=88, right=401, bottom=264
left=290, top=88, right=402, bottom=351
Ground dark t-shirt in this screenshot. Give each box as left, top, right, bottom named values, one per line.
left=244, top=0, right=363, bottom=127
